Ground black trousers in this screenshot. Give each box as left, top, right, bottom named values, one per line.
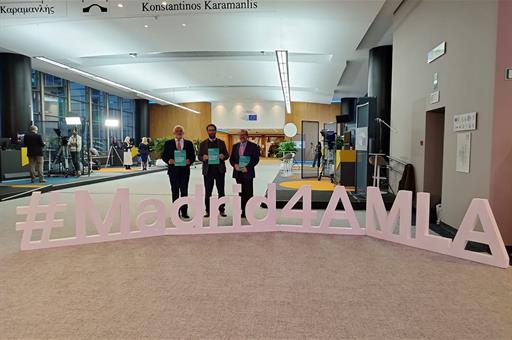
left=70, top=151, right=80, bottom=174
left=169, top=172, right=190, bottom=215
left=204, top=169, right=225, bottom=213
left=236, top=176, right=254, bottom=213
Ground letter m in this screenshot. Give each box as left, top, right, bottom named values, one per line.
left=366, top=187, right=412, bottom=245
left=75, top=188, right=130, bottom=238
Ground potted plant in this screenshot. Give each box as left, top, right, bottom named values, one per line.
left=276, top=140, right=297, bottom=158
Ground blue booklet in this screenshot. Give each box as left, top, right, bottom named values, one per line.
left=208, top=148, right=220, bottom=165
left=174, top=150, right=186, bottom=167
left=239, top=155, right=250, bottom=170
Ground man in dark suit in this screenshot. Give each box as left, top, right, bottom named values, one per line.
left=229, top=129, right=260, bottom=218
left=198, top=124, right=229, bottom=218
left=161, top=125, right=196, bottom=219
left=23, top=125, right=46, bottom=183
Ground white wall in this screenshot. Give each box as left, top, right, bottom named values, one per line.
left=211, top=101, right=285, bottom=130
left=390, top=0, right=498, bottom=228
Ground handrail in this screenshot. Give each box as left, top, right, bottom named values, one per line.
left=387, top=155, right=408, bottom=165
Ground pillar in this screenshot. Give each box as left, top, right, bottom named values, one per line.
left=0, top=53, right=33, bottom=138
left=368, top=45, right=393, bottom=154
left=134, top=99, right=149, bottom=144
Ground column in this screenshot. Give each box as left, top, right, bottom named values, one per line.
left=0, top=53, right=33, bottom=138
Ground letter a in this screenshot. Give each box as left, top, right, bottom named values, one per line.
left=450, top=199, right=509, bottom=268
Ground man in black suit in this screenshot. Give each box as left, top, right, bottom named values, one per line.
left=161, top=125, right=196, bottom=219
left=198, top=124, right=229, bottom=218
left=229, top=129, right=260, bottom=218
left=23, top=125, right=46, bottom=183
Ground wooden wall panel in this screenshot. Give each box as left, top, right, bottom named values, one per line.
left=149, top=102, right=212, bottom=142
left=285, top=102, right=341, bottom=132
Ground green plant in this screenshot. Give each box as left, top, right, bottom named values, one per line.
left=152, top=136, right=172, bottom=159
left=192, top=138, right=201, bottom=154
left=335, top=135, right=344, bottom=150
left=276, top=140, right=297, bottom=158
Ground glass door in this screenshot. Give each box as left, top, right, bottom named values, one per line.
left=301, top=120, right=320, bottom=178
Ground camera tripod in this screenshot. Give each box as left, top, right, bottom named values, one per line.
left=50, top=142, right=71, bottom=177
left=106, top=142, right=123, bottom=167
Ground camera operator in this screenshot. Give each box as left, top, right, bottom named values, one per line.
left=69, top=128, right=82, bottom=177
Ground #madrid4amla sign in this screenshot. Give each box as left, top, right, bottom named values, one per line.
left=15, top=184, right=510, bottom=269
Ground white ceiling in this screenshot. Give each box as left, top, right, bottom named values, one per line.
left=0, top=0, right=386, bottom=104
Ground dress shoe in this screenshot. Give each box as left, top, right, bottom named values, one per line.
left=219, top=211, right=227, bottom=217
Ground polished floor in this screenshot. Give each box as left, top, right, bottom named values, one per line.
left=1, top=160, right=512, bottom=339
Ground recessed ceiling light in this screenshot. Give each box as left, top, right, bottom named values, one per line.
left=144, top=24, right=149, bottom=28
left=162, top=1, right=167, bottom=5
left=276, top=50, right=291, bottom=114
left=117, top=3, right=123, bottom=8
left=182, top=23, right=187, bottom=27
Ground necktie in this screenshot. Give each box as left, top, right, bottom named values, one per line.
left=239, top=142, right=245, bottom=156
left=176, top=140, right=182, bottom=150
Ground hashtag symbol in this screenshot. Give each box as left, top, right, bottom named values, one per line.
left=16, top=192, right=67, bottom=250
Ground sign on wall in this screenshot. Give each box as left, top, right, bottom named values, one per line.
left=427, top=41, right=446, bottom=63
left=0, top=1, right=67, bottom=18
left=456, top=132, right=471, bottom=173
left=453, top=112, right=477, bottom=132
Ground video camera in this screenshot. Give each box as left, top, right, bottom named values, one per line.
left=54, top=128, right=69, bottom=146
left=320, top=129, right=336, bottom=149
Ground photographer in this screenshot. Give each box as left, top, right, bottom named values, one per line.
left=68, top=128, right=82, bottom=177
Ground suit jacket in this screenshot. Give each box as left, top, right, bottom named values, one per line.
left=23, top=132, right=45, bottom=157
left=229, top=141, right=260, bottom=179
left=161, top=139, right=196, bottom=175
left=198, top=138, right=229, bottom=175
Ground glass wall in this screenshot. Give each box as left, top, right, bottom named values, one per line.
left=30, top=70, right=136, bottom=156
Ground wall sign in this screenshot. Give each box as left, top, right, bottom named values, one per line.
left=429, top=91, right=440, bottom=104
left=506, top=68, right=512, bottom=80
left=456, top=132, right=471, bottom=173
left=453, top=112, right=477, bottom=132
left=427, top=41, right=446, bottom=63
left=15, top=184, right=510, bottom=268
left=0, top=1, right=67, bottom=18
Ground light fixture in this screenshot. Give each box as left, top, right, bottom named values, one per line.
left=34, top=57, right=200, bottom=114
left=276, top=50, right=291, bottom=114
left=117, top=3, right=123, bottom=8
left=65, top=116, right=82, bottom=125
left=162, top=1, right=168, bottom=5
left=181, top=23, right=186, bottom=27
left=144, top=24, right=149, bottom=28
left=105, top=119, right=120, bottom=128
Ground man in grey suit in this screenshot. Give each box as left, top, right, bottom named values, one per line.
left=198, top=124, right=229, bottom=218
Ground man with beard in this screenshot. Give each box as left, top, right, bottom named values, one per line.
left=198, top=124, right=230, bottom=218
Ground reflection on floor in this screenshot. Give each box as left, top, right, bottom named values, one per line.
left=273, top=166, right=392, bottom=210
left=0, top=166, right=165, bottom=201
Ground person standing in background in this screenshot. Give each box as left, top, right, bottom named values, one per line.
left=23, top=125, right=46, bottom=183
left=68, top=128, right=82, bottom=177
left=161, top=125, right=196, bottom=219
left=229, top=129, right=260, bottom=218
left=123, top=136, right=133, bottom=170
left=312, top=141, right=322, bottom=167
left=138, top=137, right=150, bottom=171
left=198, top=124, right=229, bottom=218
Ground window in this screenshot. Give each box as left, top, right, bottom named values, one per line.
left=122, top=99, right=135, bottom=141
left=108, top=95, right=122, bottom=141
left=31, top=70, right=41, bottom=125
left=91, top=89, right=107, bottom=153
left=44, top=74, right=67, bottom=119
left=70, top=82, right=88, bottom=120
